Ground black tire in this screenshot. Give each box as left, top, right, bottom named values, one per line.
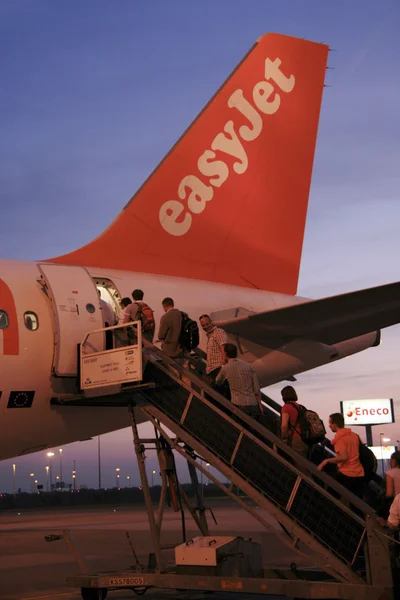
left=81, top=587, right=107, bottom=600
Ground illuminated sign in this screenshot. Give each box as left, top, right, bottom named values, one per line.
left=340, top=399, right=394, bottom=426
left=369, top=446, right=395, bottom=460
left=81, top=346, right=142, bottom=390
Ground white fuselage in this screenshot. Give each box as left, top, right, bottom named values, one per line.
left=0, top=259, right=377, bottom=460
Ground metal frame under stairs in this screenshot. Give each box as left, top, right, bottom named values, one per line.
left=49, top=413, right=393, bottom=600
left=52, top=337, right=394, bottom=598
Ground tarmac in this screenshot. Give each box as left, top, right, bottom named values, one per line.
left=0, top=497, right=312, bottom=600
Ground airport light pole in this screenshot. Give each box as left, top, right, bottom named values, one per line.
left=30, top=473, right=35, bottom=493
left=116, top=467, right=120, bottom=488
left=34, top=479, right=38, bottom=492
left=200, top=460, right=204, bottom=503
left=47, top=452, right=55, bottom=490
left=12, top=463, right=16, bottom=497
left=380, top=433, right=391, bottom=477
left=59, top=449, right=63, bottom=484
left=127, top=476, right=131, bottom=487
left=152, top=470, right=156, bottom=488
left=72, top=459, right=76, bottom=491
left=45, top=466, right=50, bottom=492
left=97, top=436, right=102, bottom=490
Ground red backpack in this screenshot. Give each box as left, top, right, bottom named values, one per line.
left=289, top=402, right=326, bottom=445
left=135, top=301, right=155, bottom=332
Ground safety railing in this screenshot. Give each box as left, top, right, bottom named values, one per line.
left=79, top=321, right=142, bottom=390
left=134, top=341, right=392, bottom=587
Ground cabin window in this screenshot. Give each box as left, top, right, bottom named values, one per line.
left=0, top=310, right=9, bottom=329
left=24, top=312, right=39, bottom=331
left=86, top=303, right=96, bottom=314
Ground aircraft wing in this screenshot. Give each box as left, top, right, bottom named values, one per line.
left=218, top=282, right=400, bottom=346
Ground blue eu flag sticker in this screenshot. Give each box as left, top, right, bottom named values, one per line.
left=7, top=391, right=35, bottom=408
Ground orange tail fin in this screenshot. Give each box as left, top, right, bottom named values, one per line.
left=51, top=33, right=329, bottom=294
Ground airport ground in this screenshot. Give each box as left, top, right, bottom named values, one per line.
left=0, top=497, right=312, bottom=600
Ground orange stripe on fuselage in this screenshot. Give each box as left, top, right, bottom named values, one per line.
left=0, top=279, right=19, bottom=355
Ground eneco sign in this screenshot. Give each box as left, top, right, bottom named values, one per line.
left=341, top=399, right=394, bottom=426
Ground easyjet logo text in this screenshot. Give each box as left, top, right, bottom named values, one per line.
left=159, top=58, right=295, bottom=236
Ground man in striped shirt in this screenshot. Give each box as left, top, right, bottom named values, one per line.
left=199, top=314, right=228, bottom=382
left=216, top=343, right=263, bottom=418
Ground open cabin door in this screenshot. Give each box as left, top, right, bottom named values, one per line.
left=38, top=264, right=104, bottom=376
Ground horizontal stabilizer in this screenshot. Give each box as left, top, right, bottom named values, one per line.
left=218, top=282, right=400, bottom=345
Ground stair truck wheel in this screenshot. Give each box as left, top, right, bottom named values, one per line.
left=80, top=587, right=107, bottom=600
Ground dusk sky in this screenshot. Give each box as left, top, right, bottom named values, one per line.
left=1, top=0, right=399, bottom=493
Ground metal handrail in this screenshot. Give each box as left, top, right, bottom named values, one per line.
left=81, top=320, right=142, bottom=347
left=139, top=339, right=375, bottom=518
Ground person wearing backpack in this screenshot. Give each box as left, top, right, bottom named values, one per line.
left=123, top=289, right=155, bottom=343
left=318, top=413, right=365, bottom=498
left=280, top=386, right=310, bottom=458
left=158, top=297, right=183, bottom=358
left=158, top=298, right=195, bottom=388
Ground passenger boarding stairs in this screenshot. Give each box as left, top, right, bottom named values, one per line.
left=134, top=347, right=391, bottom=588
left=53, top=326, right=392, bottom=593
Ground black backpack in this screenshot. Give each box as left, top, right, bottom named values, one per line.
left=290, top=402, right=326, bottom=446
left=179, top=312, right=199, bottom=351
left=358, top=438, right=377, bottom=482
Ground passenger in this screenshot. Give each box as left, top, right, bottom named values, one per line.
left=114, top=297, right=132, bottom=347
left=158, top=297, right=183, bottom=358
left=123, top=289, right=155, bottom=343
left=318, top=412, right=365, bottom=498
left=215, top=343, right=263, bottom=418
left=377, top=494, right=400, bottom=592
left=158, top=297, right=193, bottom=387
left=380, top=494, right=400, bottom=530
left=199, top=314, right=228, bottom=383
left=386, top=452, right=400, bottom=498
left=118, top=297, right=132, bottom=324
left=98, top=290, right=116, bottom=349
left=280, top=386, right=309, bottom=459
left=376, top=451, right=400, bottom=520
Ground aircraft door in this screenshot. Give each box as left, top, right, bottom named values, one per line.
left=38, top=264, right=104, bottom=376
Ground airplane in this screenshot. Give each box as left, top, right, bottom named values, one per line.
left=1, top=33, right=400, bottom=461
